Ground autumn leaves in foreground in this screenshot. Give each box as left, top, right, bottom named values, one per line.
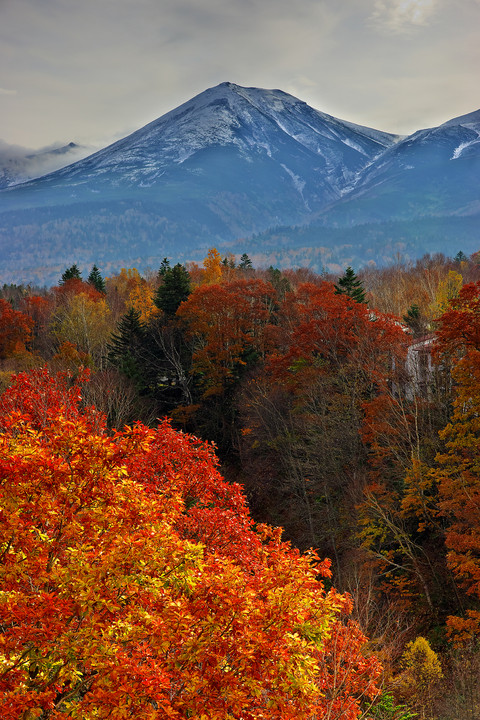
left=0, top=368, right=380, bottom=719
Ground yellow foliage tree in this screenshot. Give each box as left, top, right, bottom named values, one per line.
left=128, top=279, right=159, bottom=323
left=398, top=636, right=443, bottom=719
left=52, top=294, right=112, bottom=369
left=429, top=270, right=463, bottom=320
left=108, top=267, right=141, bottom=297
left=203, top=247, right=223, bottom=285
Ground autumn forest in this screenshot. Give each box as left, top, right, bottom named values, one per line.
left=2, top=248, right=480, bottom=719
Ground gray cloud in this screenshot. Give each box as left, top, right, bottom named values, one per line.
left=0, top=0, right=478, bottom=147
left=371, top=0, right=438, bottom=31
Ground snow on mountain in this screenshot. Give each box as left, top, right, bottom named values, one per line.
left=441, top=108, right=480, bottom=129
left=443, top=110, right=480, bottom=160
left=3, top=82, right=397, bottom=203
left=0, top=83, right=478, bottom=284
left=319, top=106, right=480, bottom=226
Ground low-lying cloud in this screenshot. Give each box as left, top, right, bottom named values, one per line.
left=0, top=140, right=92, bottom=188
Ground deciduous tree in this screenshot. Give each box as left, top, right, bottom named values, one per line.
left=428, top=285, right=480, bottom=637
left=240, top=281, right=406, bottom=571
left=51, top=293, right=112, bottom=369
left=0, top=368, right=382, bottom=719
left=0, top=298, right=34, bottom=359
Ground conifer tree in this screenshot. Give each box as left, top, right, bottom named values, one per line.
left=154, top=263, right=191, bottom=315
left=158, top=257, right=171, bottom=278
left=334, top=266, right=367, bottom=304
left=403, top=304, right=424, bottom=337
left=87, top=264, right=106, bottom=294
left=106, top=307, right=145, bottom=386
left=60, top=263, right=82, bottom=284
left=239, top=253, right=253, bottom=271
left=267, top=266, right=291, bottom=300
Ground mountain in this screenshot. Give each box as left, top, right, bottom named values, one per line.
left=243, top=109, right=480, bottom=271
left=0, top=83, right=478, bottom=285
left=0, top=141, right=90, bottom=190
left=0, top=82, right=398, bottom=284
left=319, top=108, right=480, bottom=223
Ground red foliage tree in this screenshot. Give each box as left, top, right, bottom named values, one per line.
left=0, top=298, right=34, bottom=359
left=0, top=368, right=381, bottom=719
left=52, top=277, right=104, bottom=303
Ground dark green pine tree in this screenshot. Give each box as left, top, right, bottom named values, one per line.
left=158, top=257, right=171, bottom=278
left=239, top=253, right=253, bottom=271
left=87, top=264, right=106, bottom=294
left=60, top=264, right=82, bottom=284
left=334, top=266, right=367, bottom=304
left=106, top=307, right=146, bottom=387
left=403, top=304, right=425, bottom=337
left=154, top=263, right=191, bottom=315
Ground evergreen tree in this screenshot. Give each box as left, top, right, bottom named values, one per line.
left=154, top=263, right=191, bottom=315
left=239, top=253, right=253, bottom=271
left=334, top=266, right=367, bottom=304
left=60, top=264, right=82, bottom=284
left=158, top=258, right=171, bottom=278
left=87, top=264, right=106, bottom=294
left=403, top=304, right=424, bottom=337
left=106, top=308, right=145, bottom=386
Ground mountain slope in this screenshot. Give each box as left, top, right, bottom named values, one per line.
left=0, top=84, right=478, bottom=285
left=0, top=83, right=400, bottom=284
left=319, top=109, right=480, bottom=224
left=1, top=82, right=397, bottom=215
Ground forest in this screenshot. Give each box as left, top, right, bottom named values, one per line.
left=1, top=247, right=480, bottom=719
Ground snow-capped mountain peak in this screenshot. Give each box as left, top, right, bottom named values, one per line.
left=0, top=83, right=478, bottom=286
left=12, top=83, right=396, bottom=194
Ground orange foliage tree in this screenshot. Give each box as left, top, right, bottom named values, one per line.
left=176, top=277, right=279, bottom=447
left=178, top=277, right=277, bottom=399
left=202, top=247, right=223, bottom=285
left=0, top=368, right=381, bottom=719
left=430, top=281, right=480, bottom=638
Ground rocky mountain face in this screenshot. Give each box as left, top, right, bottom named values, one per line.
left=0, top=83, right=478, bottom=284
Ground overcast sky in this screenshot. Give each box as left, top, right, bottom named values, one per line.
left=1, top=0, right=479, bottom=150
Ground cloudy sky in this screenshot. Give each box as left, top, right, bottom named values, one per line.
left=1, top=0, right=479, bottom=151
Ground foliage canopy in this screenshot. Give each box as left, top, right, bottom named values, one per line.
left=0, top=368, right=381, bottom=719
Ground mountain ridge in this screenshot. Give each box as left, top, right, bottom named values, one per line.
left=0, top=83, right=478, bottom=285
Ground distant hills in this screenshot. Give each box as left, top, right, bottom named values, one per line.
left=0, top=82, right=478, bottom=285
